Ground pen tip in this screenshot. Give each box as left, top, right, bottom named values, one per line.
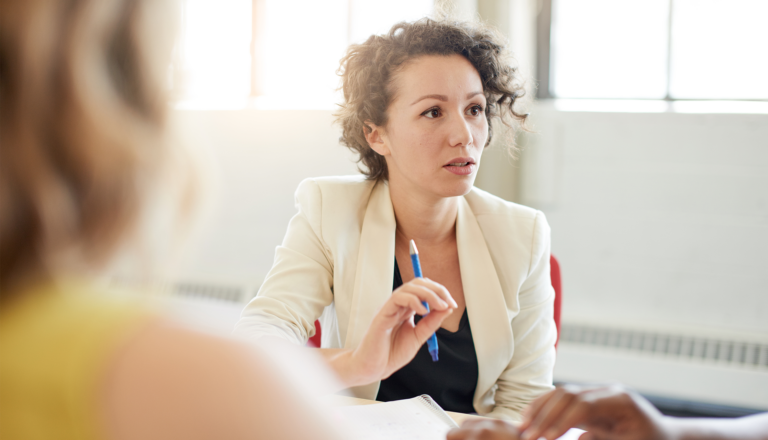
left=409, top=240, right=418, bottom=255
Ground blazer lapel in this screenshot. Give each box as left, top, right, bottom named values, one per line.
left=345, top=180, right=397, bottom=350
left=457, top=197, right=513, bottom=404
left=344, top=180, right=396, bottom=399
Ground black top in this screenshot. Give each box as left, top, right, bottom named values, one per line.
left=376, top=259, right=479, bottom=413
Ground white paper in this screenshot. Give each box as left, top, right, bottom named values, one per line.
left=332, top=398, right=452, bottom=440
left=332, top=397, right=585, bottom=440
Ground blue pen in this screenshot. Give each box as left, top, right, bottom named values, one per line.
left=409, top=239, right=439, bottom=362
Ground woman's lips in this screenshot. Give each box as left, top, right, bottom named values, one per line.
left=443, top=162, right=476, bottom=175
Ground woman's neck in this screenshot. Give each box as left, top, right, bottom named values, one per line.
left=388, top=178, right=459, bottom=245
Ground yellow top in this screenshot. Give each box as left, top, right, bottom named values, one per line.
left=0, top=282, right=150, bottom=440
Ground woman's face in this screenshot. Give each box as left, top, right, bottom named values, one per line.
left=368, top=54, right=488, bottom=200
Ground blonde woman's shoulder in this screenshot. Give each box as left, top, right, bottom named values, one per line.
left=102, top=320, right=349, bottom=440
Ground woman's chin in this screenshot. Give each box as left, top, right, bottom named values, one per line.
left=433, top=178, right=476, bottom=199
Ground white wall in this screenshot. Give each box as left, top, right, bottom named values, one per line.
left=519, top=103, right=768, bottom=409
left=522, top=103, right=768, bottom=338
left=171, top=109, right=359, bottom=289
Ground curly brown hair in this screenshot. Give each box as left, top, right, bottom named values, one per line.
left=335, top=18, right=529, bottom=181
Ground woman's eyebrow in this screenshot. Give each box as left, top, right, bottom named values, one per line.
left=467, top=91, right=484, bottom=100
left=410, top=91, right=484, bottom=106
left=410, top=94, right=447, bottom=105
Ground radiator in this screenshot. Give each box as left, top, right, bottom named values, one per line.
left=173, top=281, right=251, bottom=303
left=555, top=323, right=768, bottom=410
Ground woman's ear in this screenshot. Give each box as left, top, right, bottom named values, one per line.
left=364, top=122, right=390, bottom=156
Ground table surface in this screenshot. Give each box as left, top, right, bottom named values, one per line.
left=325, top=394, right=487, bottom=426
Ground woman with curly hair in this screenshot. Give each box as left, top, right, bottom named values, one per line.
left=236, top=18, right=557, bottom=421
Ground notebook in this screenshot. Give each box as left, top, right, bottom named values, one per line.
left=333, top=395, right=458, bottom=440
left=332, top=395, right=586, bottom=440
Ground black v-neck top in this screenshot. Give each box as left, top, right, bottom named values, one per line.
left=376, top=259, right=479, bottom=413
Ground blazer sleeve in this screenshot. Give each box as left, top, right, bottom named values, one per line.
left=233, top=179, right=334, bottom=345
left=488, top=211, right=557, bottom=421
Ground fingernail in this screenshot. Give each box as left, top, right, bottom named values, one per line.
left=438, top=300, right=449, bottom=310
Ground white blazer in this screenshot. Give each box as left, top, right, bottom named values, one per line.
left=235, top=175, right=556, bottom=421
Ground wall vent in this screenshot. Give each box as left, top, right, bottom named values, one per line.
left=173, top=282, right=247, bottom=303
left=560, top=324, right=768, bottom=369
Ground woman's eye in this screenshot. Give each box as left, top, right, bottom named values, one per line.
left=467, top=105, right=483, bottom=116
left=422, top=108, right=441, bottom=119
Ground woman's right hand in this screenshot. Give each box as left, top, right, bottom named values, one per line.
left=330, top=277, right=457, bottom=387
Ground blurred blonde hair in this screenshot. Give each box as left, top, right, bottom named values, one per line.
left=0, top=0, right=183, bottom=297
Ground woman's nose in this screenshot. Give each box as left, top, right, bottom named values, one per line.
left=448, top=114, right=473, bottom=148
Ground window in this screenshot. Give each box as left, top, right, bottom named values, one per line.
left=545, top=0, right=768, bottom=101
left=172, top=0, right=252, bottom=103
left=172, top=0, right=433, bottom=108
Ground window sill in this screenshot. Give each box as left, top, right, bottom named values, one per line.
left=549, top=99, right=768, bottom=115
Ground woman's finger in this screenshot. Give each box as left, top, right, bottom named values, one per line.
left=396, top=281, right=452, bottom=311
left=413, top=308, right=453, bottom=343
left=390, top=291, right=429, bottom=315
left=399, top=283, right=450, bottom=310
left=387, top=289, right=439, bottom=314
left=390, top=307, right=415, bottom=326
left=410, top=277, right=457, bottom=307
left=369, top=300, right=420, bottom=334
left=367, top=294, right=420, bottom=333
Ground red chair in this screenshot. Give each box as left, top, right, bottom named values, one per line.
left=308, top=254, right=562, bottom=349
left=308, top=319, right=322, bottom=347
left=550, top=254, right=562, bottom=349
